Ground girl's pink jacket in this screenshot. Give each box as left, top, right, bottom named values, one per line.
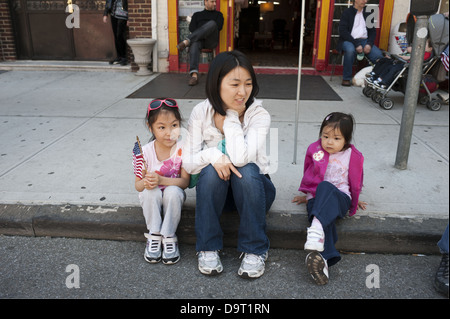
left=298, top=140, right=364, bottom=216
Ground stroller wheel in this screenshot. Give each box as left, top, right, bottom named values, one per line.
left=372, top=92, right=383, bottom=103
left=364, top=87, right=374, bottom=97
left=380, top=98, right=394, bottom=110
left=419, top=95, right=429, bottom=105
left=362, top=86, right=370, bottom=97
left=427, top=99, right=441, bottom=111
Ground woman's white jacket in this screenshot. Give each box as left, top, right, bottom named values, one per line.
left=182, top=98, right=272, bottom=175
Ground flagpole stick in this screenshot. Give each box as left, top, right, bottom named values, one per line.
left=136, top=136, right=148, bottom=172
left=136, top=136, right=150, bottom=189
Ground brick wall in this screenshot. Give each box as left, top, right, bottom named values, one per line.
left=128, top=0, right=152, bottom=38
left=128, top=0, right=153, bottom=71
left=0, top=0, right=17, bottom=61
left=0, top=0, right=153, bottom=64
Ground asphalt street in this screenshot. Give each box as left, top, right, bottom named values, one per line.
left=0, top=235, right=446, bottom=303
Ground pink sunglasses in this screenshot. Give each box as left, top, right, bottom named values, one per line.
left=147, top=98, right=178, bottom=117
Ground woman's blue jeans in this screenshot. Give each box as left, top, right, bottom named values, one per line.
left=195, top=163, right=276, bottom=255
left=341, top=39, right=383, bottom=81
left=306, top=181, right=351, bottom=266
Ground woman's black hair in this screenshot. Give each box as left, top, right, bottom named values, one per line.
left=205, top=50, right=259, bottom=116
left=145, top=97, right=182, bottom=141
left=319, top=112, right=355, bottom=150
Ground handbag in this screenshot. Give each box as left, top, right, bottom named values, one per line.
left=114, top=0, right=128, bottom=20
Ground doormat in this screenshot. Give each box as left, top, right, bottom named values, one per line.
left=127, top=73, right=342, bottom=101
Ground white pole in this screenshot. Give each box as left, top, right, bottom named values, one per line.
left=293, top=0, right=306, bottom=164
left=151, top=0, right=158, bottom=73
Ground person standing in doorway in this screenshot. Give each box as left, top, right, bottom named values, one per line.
left=176, top=0, right=224, bottom=86
left=103, top=0, right=129, bottom=66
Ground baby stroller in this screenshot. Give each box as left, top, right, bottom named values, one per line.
left=362, top=13, right=448, bottom=111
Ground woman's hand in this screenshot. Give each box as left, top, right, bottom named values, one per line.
left=213, top=155, right=242, bottom=181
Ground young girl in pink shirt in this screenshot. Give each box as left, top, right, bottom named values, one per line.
left=134, top=98, right=190, bottom=265
left=293, top=112, right=367, bottom=285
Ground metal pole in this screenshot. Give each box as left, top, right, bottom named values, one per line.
left=293, top=0, right=306, bottom=164
left=394, top=15, right=428, bottom=170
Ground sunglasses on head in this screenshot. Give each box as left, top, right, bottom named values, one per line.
left=147, top=98, right=178, bottom=116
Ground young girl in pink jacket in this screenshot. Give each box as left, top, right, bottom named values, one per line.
left=293, top=112, right=367, bottom=285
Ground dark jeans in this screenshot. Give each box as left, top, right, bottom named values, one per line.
left=187, top=20, right=219, bottom=75
left=438, top=224, right=449, bottom=254
left=195, top=163, right=276, bottom=255
left=306, top=181, right=351, bottom=267
left=341, top=39, right=384, bottom=80
left=111, top=16, right=127, bottom=59
left=372, top=57, right=405, bottom=85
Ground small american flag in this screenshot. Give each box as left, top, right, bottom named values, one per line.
left=132, top=141, right=145, bottom=179
left=441, top=45, right=449, bottom=72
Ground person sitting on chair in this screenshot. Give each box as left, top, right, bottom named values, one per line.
left=337, top=0, right=384, bottom=86
left=177, top=0, right=224, bottom=86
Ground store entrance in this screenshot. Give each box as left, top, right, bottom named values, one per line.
left=236, top=0, right=316, bottom=68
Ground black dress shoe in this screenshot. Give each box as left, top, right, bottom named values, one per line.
left=109, top=57, right=121, bottom=65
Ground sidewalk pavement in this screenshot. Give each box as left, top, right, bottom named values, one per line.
left=0, top=62, right=448, bottom=255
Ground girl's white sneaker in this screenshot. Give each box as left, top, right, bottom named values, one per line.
left=304, top=226, right=325, bottom=252
left=162, top=236, right=180, bottom=265
left=306, top=251, right=329, bottom=285
left=144, top=233, right=162, bottom=263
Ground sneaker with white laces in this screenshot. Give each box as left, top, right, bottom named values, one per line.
left=305, top=251, right=329, bottom=285
left=162, top=236, right=180, bottom=265
left=238, top=252, right=268, bottom=279
left=198, top=251, right=223, bottom=275
left=144, top=233, right=162, bottom=263
left=304, top=226, right=325, bottom=252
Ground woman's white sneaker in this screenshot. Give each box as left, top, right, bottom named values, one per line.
left=198, top=251, right=223, bottom=275
left=238, top=252, right=268, bottom=279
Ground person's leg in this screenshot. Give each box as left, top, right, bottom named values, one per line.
left=116, top=18, right=128, bottom=63
left=435, top=224, right=449, bottom=297
left=160, top=186, right=185, bottom=238
left=230, top=164, right=274, bottom=255
left=139, top=187, right=163, bottom=234
left=366, top=43, right=384, bottom=64
left=188, top=40, right=201, bottom=77
left=306, top=181, right=351, bottom=266
left=187, top=20, right=219, bottom=47
left=180, top=21, right=219, bottom=83
left=195, top=165, right=228, bottom=275
left=379, top=63, right=404, bottom=86
left=140, top=188, right=163, bottom=263
left=195, top=165, right=229, bottom=252
left=230, top=164, right=275, bottom=278
left=109, top=16, right=121, bottom=64
left=341, top=41, right=357, bottom=81
left=438, top=225, right=449, bottom=254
